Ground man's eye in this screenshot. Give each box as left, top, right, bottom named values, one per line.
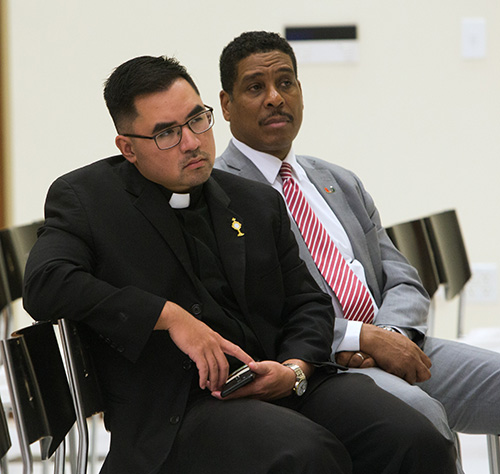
left=158, top=128, right=176, bottom=138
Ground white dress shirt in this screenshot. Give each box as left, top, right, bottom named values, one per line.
left=232, top=138, right=380, bottom=351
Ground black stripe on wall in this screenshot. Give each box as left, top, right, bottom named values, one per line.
left=285, top=25, right=357, bottom=41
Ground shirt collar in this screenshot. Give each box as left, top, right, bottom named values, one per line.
left=231, top=137, right=304, bottom=185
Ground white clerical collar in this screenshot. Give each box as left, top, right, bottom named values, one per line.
left=231, top=137, right=300, bottom=185
left=169, top=193, right=190, bottom=209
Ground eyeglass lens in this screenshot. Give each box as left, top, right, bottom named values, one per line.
left=156, top=110, right=213, bottom=150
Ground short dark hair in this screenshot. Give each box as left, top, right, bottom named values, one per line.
left=219, top=31, right=298, bottom=96
left=104, top=55, right=199, bottom=133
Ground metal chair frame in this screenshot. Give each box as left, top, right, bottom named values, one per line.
left=0, top=322, right=76, bottom=474
left=58, top=319, right=106, bottom=474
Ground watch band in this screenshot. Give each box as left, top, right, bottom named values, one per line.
left=379, top=325, right=398, bottom=333
left=283, top=363, right=308, bottom=396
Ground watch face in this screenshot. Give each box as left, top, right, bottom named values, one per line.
left=296, top=380, right=307, bottom=396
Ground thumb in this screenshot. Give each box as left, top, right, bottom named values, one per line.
left=247, top=361, right=269, bottom=375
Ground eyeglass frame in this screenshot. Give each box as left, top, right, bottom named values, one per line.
left=121, top=105, right=214, bottom=150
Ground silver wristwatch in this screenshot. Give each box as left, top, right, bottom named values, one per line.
left=283, top=363, right=308, bottom=396
left=379, top=325, right=398, bottom=333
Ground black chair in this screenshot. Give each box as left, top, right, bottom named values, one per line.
left=0, top=235, right=13, bottom=341
left=386, top=218, right=440, bottom=299
left=424, top=210, right=499, bottom=474
left=0, top=220, right=43, bottom=304
left=0, top=321, right=76, bottom=474
left=423, top=210, right=472, bottom=339
left=0, top=392, right=11, bottom=472
left=386, top=218, right=441, bottom=335
left=58, top=319, right=107, bottom=474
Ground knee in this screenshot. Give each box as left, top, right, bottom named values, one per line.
left=395, top=415, right=457, bottom=473
left=271, top=428, right=352, bottom=474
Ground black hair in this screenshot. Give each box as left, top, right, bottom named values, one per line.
left=219, top=31, right=298, bottom=96
left=103, top=55, right=199, bottom=132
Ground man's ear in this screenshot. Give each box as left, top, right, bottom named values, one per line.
left=115, top=135, right=136, bottom=164
left=298, top=80, right=304, bottom=111
left=219, top=90, right=231, bottom=122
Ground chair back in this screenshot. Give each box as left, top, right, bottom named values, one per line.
left=424, top=210, right=472, bottom=300
left=0, top=392, right=11, bottom=460
left=386, top=218, right=440, bottom=298
left=59, top=319, right=105, bottom=418
left=0, top=220, right=43, bottom=302
left=1, top=321, right=76, bottom=471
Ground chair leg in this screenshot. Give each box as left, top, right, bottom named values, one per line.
left=53, top=440, right=66, bottom=474
left=454, top=431, right=462, bottom=464
left=456, top=291, right=466, bottom=339
left=487, top=434, right=500, bottom=474
left=0, top=340, right=33, bottom=474
left=89, top=416, right=97, bottom=474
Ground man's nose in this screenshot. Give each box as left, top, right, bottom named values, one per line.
left=265, top=87, right=284, bottom=107
left=179, top=126, right=201, bottom=152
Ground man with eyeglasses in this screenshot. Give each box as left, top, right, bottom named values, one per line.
left=24, top=54, right=456, bottom=474
left=216, top=30, right=500, bottom=474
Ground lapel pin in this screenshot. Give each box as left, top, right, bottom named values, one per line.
left=231, top=218, right=244, bottom=237
left=324, top=186, right=335, bottom=194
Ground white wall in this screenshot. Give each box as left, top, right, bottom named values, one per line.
left=5, top=0, right=500, bottom=336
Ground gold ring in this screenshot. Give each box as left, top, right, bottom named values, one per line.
left=356, top=352, right=365, bottom=361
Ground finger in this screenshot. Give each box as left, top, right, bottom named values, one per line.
left=221, top=339, right=254, bottom=366
left=360, top=357, right=376, bottom=368
left=335, top=352, right=352, bottom=366
left=196, top=357, right=210, bottom=390
left=205, top=353, right=222, bottom=391
left=247, top=361, right=268, bottom=375
left=348, top=352, right=366, bottom=368
left=420, top=353, right=432, bottom=369
left=213, top=350, right=230, bottom=390
left=415, top=364, right=432, bottom=383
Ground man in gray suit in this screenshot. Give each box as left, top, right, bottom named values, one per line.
left=215, top=31, right=500, bottom=471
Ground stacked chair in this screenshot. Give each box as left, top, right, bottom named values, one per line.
left=0, top=220, right=107, bottom=473
left=0, top=321, right=76, bottom=473
left=387, top=208, right=499, bottom=474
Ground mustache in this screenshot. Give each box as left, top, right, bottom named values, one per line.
left=181, top=149, right=211, bottom=166
left=259, top=111, right=294, bottom=126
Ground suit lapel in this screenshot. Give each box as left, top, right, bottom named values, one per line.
left=204, top=178, right=249, bottom=315
left=299, top=157, right=378, bottom=296
left=119, top=160, right=196, bottom=283
left=219, top=141, right=269, bottom=184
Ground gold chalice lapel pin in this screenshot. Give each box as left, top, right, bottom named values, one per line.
left=231, top=218, right=244, bottom=237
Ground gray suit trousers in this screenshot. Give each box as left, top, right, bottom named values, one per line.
left=349, top=336, right=500, bottom=474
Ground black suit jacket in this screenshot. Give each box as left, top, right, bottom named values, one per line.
left=24, top=155, right=335, bottom=473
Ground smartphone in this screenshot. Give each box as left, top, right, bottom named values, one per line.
left=220, top=364, right=255, bottom=398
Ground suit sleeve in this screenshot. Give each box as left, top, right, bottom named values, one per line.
left=23, top=177, right=166, bottom=363
left=341, top=171, right=429, bottom=345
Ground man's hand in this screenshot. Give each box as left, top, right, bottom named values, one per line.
left=355, top=324, right=431, bottom=384
left=336, top=351, right=376, bottom=369
left=155, top=301, right=254, bottom=391
left=212, top=360, right=312, bottom=401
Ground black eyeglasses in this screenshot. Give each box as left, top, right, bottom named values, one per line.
left=122, top=106, right=214, bottom=150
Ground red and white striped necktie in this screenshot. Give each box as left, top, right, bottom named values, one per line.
left=280, top=162, right=374, bottom=324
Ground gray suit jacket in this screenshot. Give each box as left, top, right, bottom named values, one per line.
left=216, top=141, right=429, bottom=353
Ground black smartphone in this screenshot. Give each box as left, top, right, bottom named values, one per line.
left=220, top=364, right=255, bottom=398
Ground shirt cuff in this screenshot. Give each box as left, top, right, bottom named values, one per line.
left=337, top=320, right=363, bottom=352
